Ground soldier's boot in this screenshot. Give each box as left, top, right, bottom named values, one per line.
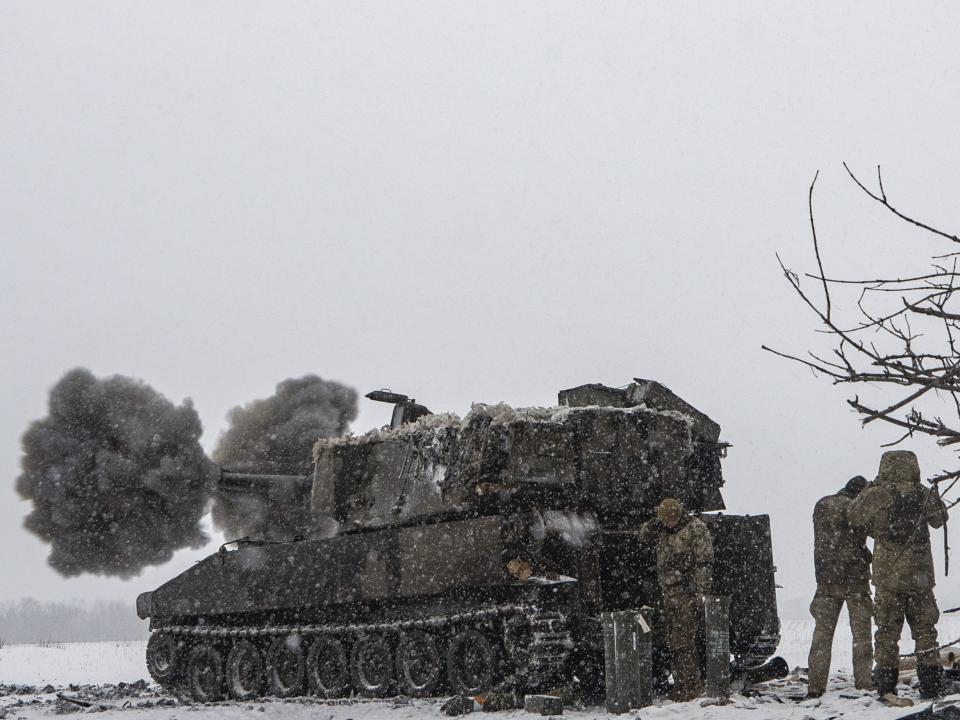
left=872, top=666, right=899, bottom=698
left=918, top=663, right=944, bottom=699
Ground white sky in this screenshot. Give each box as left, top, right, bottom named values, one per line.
left=3, top=2, right=960, bottom=619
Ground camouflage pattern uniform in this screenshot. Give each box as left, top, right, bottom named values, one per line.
left=640, top=500, right=714, bottom=701
left=807, top=477, right=873, bottom=696
left=848, top=451, right=948, bottom=698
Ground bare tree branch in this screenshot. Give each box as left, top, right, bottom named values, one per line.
left=809, top=170, right=831, bottom=321
left=906, top=303, right=960, bottom=322
left=843, top=163, right=960, bottom=243
left=861, top=362, right=960, bottom=426
left=770, top=165, right=960, bottom=505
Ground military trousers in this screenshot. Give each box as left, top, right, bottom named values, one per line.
left=874, top=586, right=940, bottom=668
left=663, top=590, right=704, bottom=700
left=807, top=583, right=873, bottom=694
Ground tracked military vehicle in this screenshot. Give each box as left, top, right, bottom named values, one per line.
left=137, top=380, right=782, bottom=702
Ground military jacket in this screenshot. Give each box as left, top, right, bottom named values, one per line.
left=812, top=490, right=871, bottom=586
left=849, top=472, right=947, bottom=592
left=639, top=515, right=714, bottom=595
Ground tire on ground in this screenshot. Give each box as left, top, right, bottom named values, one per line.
left=184, top=642, right=226, bottom=702
left=146, top=632, right=182, bottom=686
left=225, top=640, right=264, bottom=700
left=265, top=635, right=306, bottom=697
left=307, top=636, right=351, bottom=698
left=395, top=631, right=442, bottom=697
left=447, top=630, right=496, bottom=695
left=350, top=633, right=394, bottom=698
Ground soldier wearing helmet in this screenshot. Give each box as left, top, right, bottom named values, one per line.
left=639, top=497, right=714, bottom=702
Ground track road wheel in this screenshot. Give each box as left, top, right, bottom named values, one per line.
left=395, top=631, right=442, bottom=697
left=226, top=640, right=264, bottom=700
left=265, top=635, right=306, bottom=697
left=306, top=637, right=351, bottom=698
left=185, top=642, right=226, bottom=702
left=447, top=630, right=495, bottom=695
left=146, top=632, right=182, bottom=687
left=351, top=634, right=394, bottom=697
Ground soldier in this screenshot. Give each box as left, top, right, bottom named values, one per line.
left=639, top=497, right=714, bottom=702
left=806, top=475, right=873, bottom=698
left=849, top=450, right=948, bottom=700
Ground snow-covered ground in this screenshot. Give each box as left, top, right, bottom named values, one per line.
left=778, top=614, right=960, bottom=672
left=0, top=641, right=147, bottom=687
left=3, top=618, right=960, bottom=719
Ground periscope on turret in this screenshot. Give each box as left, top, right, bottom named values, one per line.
left=136, top=379, right=783, bottom=701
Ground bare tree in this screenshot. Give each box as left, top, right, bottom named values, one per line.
left=764, top=164, right=960, bottom=504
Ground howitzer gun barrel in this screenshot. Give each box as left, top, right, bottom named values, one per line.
left=218, top=470, right=311, bottom=493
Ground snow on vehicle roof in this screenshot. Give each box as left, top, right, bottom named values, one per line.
left=313, top=401, right=697, bottom=458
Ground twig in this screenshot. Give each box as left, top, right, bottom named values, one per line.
left=844, top=162, right=960, bottom=243
left=809, top=170, right=831, bottom=321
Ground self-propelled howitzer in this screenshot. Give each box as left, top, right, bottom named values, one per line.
left=137, top=379, right=783, bottom=701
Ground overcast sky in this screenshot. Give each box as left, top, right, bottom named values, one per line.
left=3, top=2, right=960, bottom=619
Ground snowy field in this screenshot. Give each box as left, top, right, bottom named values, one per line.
left=4, top=618, right=960, bottom=719
left=777, top=615, right=960, bottom=673
left=0, top=641, right=148, bottom=687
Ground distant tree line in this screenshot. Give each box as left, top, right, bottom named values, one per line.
left=0, top=598, right=148, bottom=644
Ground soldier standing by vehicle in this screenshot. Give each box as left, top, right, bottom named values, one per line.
left=639, top=497, right=715, bottom=702
left=806, top=475, right=874, bottom=698
left=849, top=450, right=948, bottom=701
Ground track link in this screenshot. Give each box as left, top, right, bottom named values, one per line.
left=150, top=604, right=573, bottom=700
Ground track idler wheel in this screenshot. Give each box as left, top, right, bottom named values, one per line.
left=395, top=631, right=441, bottom=697
left=146, top=632, right=182, bottom=687
left=306, top=637, right=351, bottom=698
left=351, top=633, right=394, bottom=697
left=226, top=640, right=264, bottom=700
left=265, top=635, right=306, bottom=697
left=447, top=630, right=496, bottom=695
left=184, top=642, right=226, bottom=702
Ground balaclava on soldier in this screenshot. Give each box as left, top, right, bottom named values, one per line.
left=849, top=451, right=948, bottom=701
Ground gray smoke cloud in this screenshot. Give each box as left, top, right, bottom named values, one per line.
left=16, top=368, right=214, bottom=577
left=211, top=375, right=357, bottom=539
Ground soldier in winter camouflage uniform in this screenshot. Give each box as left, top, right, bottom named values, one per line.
left=639, top=497, right=714, bottom=702
left=848, top=451, right=948, bottom=700
left=806, top=475, right=873, bottom=698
